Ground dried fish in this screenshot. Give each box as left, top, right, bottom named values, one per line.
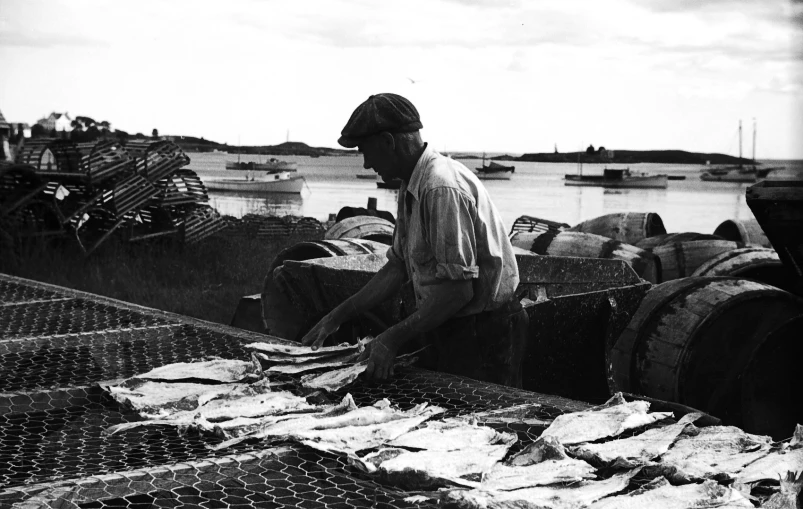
left=389, top=418, right=511, bottom=451
left=296, top=405, right=445, bottom=456
left=481, top=437, right=596, bottom=491
left=733, top=447, right=803, bottom=492
left=445, top=470, right=638, bottom=509
left=540, top=393, right=672, bottom=445
left=105, top=389, right=311, bottom=435
left=571, top=412, right=701, bottom=468
left=244, top=341, right=358, bottom=357
left=759, top=471, right=803, bottom=509
left=351, top=420, right=517, bottom=489
left=263, top=351, right=360, bottom=374
left=587, top=477, right=753, bottom=508
left=105, top=379, right=270, bottom=419
left=211, top=398, right=444, bottom=451
left=210, top=393, right=360, bottom=439
left=301, top=362, right=368, bottom=391
left=652, top=425, right=773, bottom=483
left=132, top=357, right=261, bottom=383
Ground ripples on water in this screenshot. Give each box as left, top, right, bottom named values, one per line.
left=187, top=152, right=802, bottom=234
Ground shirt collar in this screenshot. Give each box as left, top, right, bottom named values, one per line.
left=406, top=143, right=433, bottom=202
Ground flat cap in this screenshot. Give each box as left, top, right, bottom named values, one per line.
left=338, top=93, right=423, bottom=148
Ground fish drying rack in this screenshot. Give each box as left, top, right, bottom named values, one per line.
left=0, top=273, right=589, bottom=508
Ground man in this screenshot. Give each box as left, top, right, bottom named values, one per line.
left=302, top=93, right=528, bottom=387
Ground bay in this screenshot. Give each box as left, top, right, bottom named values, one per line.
left=186, top=152, right=802, bottom=235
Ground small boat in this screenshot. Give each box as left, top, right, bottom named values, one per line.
left=475, top=153, right=514, bottom=180
left=225, top=158, right=298, bottom=172
left=377, top=179, right=402, bottom=190
left=204, top=172, right=307, bottom=193
left=668, top=175, right=687, bottom=181
left=699, top=120, right=781, bottom=183
left=356, top=173, right=377, bottom=180
left=564, top=168, right=668, bottom=189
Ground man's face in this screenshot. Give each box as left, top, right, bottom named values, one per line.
left=358, top=133, right=396, bottom=182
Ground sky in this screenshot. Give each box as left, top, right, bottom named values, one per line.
left=1, top=0, right=801, bottom=158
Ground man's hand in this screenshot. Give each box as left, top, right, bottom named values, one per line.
left=357, top=334, right=399, bottom=381
left=300, top=316, right=340, bottom=350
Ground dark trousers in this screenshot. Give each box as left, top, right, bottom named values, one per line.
left=420, top=299, right=529, bottom=388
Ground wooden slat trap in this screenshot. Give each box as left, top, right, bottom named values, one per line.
left=1, top=139, right=226, bottom=255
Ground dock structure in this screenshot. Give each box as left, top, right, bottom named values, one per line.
left=0, top=273, right=588, bottom=508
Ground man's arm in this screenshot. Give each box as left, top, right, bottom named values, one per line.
left=361, top=278, right=473, bottom=380
left=301, top=260, right=406, bottom=349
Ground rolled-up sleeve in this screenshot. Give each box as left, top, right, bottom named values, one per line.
left=423, top=187, right=479, bottom=280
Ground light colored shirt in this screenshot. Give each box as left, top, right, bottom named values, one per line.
left=387, top=145, right=519, bottom=317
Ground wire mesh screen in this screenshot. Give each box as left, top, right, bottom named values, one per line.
left=0, top=273, right=588, bottom=508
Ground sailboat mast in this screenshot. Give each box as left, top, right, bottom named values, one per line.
left=738, top=119, right=742, bottom=168
left=752, top=118, right=756, bottom=162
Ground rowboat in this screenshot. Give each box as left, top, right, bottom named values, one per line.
left=204, top=172, right=307, bottom=193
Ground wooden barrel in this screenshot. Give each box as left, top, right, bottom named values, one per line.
left=651, top=240, right=742, bottom=281
left=324, top=216, right=394, bottom=245
left=567, top=212, right=666, bottom=245
left=608, top=277, right=803, bottom=428
left=510, top=231, right=661, bottom=283
left=635, top=232, right=723, bottom=251
left=740, top=314, right=803, bottom=440
left=690, top=247, right=794, bottom=292
left=261, top=239, right=389, bottom=339
left=713, top=218, right=771, bottom=248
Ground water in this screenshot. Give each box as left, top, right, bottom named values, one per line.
left=186, top=152, right=803, bottom=235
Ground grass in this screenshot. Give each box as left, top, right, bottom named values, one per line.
left=0, top=231, right=323, bottom=326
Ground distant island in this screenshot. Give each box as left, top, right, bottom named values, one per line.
left=168, top=136, right=758, bottom=165
left=496, top=149, right=754, bottom=166
left=168, top=136, right=355, bottom=157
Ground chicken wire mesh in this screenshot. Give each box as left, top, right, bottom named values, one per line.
left=0, top=273, right=590, bottom=508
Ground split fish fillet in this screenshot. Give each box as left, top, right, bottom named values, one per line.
left=651, top=425, right=773, bottom=483
left=587, top=477, right=753, bottom=509
left=733, top=447, right=803, bottom=491
left=132, top=358, right=260, bottom=383
left=571, top=412, right=701, bottom=468
left=211, top=399, right=444, bottom=451
left=481, top=437, right=596, bottom=491
left=211, top=393, right=359, bottom=439
left=105, top=389, right=311, bottom=435
left=244, top=341, right=358, bottom=357
left=301, top=362, right=368, bottom=391
left=389, top=418, right=513, bottom=451
left=352, top=420, right=517, bottom=489
left=368, top=443, right=515, bottom=489
left=540, top=393, right=672, bottom=445
left=298, top=348, right=425, bottom=392
left=263, top=352, right=360, bottom=374
left=758, top=471, right=803, bottom=509
left=105, top=379, right=271, bottom=419
left=296, top=406, right=445, bottom=456
left=445, top=470, right=638, bottom=509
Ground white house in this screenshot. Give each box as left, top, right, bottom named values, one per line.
left=38, top=112, right=73, bottom=132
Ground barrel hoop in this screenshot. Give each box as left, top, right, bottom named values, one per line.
left=673, top=242, right=687, bottom=278
left=340, top=238, right=373, bottom=255
left=599, top=239, right=621, bottom=260
left=674, top=279, right=803, bottom=402
left=529, top=230, right=558, bottom=255
left=626, top=277, right=715, bottom=394
left=692, top=248, right=776, bottom=277
left=609, top=277, right=708, bottom=392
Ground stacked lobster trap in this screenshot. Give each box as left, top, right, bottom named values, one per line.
left=0, top=138, right=227, bottom=255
